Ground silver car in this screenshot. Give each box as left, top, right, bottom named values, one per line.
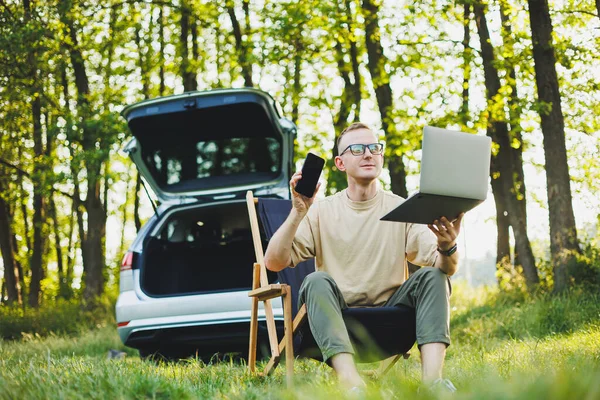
left=116, top=88, right=296, bottom=359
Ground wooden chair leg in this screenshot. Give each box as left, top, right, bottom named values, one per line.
left=264, top=302, right=307, bottom=377
left=263, top=353, right=280, bottom=376
left=263, top=299, right=280, bottom=358
left=248, top=264, right=260, bottom=374
left=248, top=297, right=259, bottom=373
left=378, top=354, right=402, bottom=377
left=293, top=304, right=307, bottom=333
left=283, top=285, right=294, bottom=388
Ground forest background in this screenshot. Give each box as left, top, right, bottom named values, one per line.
left=0, top=0, right=599, bottom=311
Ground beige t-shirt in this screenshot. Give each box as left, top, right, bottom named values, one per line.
left=290, top=188, right=438, bottom=307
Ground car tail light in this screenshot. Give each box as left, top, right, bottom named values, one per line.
left=117, top=321, right=130, bottom=327
left=121, top=251, right=134, bottom=271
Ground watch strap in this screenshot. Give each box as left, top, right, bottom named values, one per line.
left=437, top=243, right=458, bottom=257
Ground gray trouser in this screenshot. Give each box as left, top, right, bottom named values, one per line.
left=297, top=267, right=452, bottom=362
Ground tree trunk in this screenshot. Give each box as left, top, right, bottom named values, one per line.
left=84, top=185, right=105, bottom=300
left=242, top=0, right=251, bottom=31
left=333, top=40, right=353, bottom=134
left=213, top=23, right=223, bottom=87
left=12, top=232, right=26, bottom=306
left=0, top=179, right=22, bottom=305
left=45, top=113, right=67, bottom=298
left=490, top=153, right=511, bottom=269
left=23, top=0, right=45, bottom=308
left=16, top=150, right=30, bottom=305
left=527, top=0, right=580, bottom=292
left=57, top=52, right=74, bottom=300
left=326, top=0, right=363, bottom=195
left=461, top=3, right=471, bottom=124
left=499, top=2, right=528, bottom=267
left=291, top=38, right=302, bottom=126
left=72, top=168, right=87, bottom=274
left=362, top=0, right=408, bottom=198
left=102, top=161, right=109, bottom=223
left=475, top=3, right=539, bottom=286
left=119, top=165, right=133, bottom=260
left=226, top=1, right=253, bottom=87
left=134, top=22, right=151, bottom=100
left=180, top=0, right=196, bottom=91
left=48, top=194, right=66, bottom=296
left=346, top=0, right=361, bottom=118
left=59, top=0, right=106, bottom=300
left=60, top=52, right=85, bottom=298
left=14, top=146, right=32, bottom=257
left=158, top=6, right=166, bottom=96
left=104, top=5, right=117, bottom=85
left=191, top=15, right=199, bottom=79
left=64, top=204, right=75, bottom=298
left=326, top=37, right=355, bottom=194
left=28, top=94, right=44, bottom=308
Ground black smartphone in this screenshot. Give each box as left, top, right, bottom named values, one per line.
left=295, top=153, right=325, bottom=198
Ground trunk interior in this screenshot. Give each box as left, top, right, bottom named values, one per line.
left=140, top=201, right=278, bottom=296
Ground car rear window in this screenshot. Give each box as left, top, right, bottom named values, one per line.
left=143, top=135, right=281, bottom=191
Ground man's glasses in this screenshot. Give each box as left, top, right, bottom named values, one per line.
left=340, top=143, right=384, bottom=156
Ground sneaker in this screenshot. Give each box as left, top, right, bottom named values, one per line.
left=429, top=378, right=457, bottom=394
left=347, top=385, right=367, bottom=399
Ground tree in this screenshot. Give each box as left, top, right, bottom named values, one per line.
left=474, top=2, right=539, bottom=287
left=226, top=0, right=253, bottom=87
left=498, top=0, right=529, bottom=270
left=58, top=0, right=122, bottom=300
left=527, top=0, right=580, bottom=292
left=23, top=0, right=46, bottom=308
left=0, top=174, right=22, bottom=305
left=180, top=0, right=197, bottom=91
left=461, top=2, right=471, bottom=126
left=326, top=0, right=363, bottom=194
left=45, top=114, right=67, bottom=299
left=362, top=0, right=408, bottom=198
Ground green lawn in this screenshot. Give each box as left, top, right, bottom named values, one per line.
left=1, top=284, right=599, bottom=399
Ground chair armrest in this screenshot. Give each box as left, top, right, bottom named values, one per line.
left=248, top=284, right=286, bottom=301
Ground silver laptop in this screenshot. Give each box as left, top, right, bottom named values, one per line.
left=381, top=126, right=491, bottom=224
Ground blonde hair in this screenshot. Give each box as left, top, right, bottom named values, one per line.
left=336, top=122, right=374, bottom=154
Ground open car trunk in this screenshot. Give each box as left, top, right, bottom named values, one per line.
left=140, top=201, right=277, bottom=297
left=122, top=89, right=294, bottom=203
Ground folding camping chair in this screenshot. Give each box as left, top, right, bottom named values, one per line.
left=246, top=191, right=417, bottom=387
left=246, top=191, right=307, bottom=388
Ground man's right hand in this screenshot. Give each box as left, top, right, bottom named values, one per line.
left=290, top=171, right=321, bottom=215
left=265, top=171, right=320, bottom=272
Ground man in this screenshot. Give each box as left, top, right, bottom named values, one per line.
left=264, top=122, right=461, bottom=392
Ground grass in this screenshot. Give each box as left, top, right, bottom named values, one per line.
left=0, top=294, right=116, bottom=340
left=1, top=283, right=599, bottom=399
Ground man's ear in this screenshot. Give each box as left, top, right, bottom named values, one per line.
left=334, top=156, right=346, bottom=172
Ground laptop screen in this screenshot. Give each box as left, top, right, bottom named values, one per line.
left=418, top=126, right=491, bottom=200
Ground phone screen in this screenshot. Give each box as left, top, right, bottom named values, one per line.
left=295, top=153, right=325, bottom=198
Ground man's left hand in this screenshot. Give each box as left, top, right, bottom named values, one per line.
left=427, top=213, right=464, bottom=251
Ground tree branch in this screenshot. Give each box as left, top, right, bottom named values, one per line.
left=0, top=158, right=75, bottom=200
left=100, top=0, right=180, bottom=11
left=0, top=0, right=16, bottom=20
left=395, top=38, right=480, bottom=53
left=553, top=9, right=598, bottom=18
left=0, top=158, right=28, bottom=177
